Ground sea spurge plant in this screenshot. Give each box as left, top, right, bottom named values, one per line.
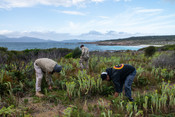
left=0, top=69, right=5, bottom=83
left=136, top=66, right=144, bottom=74
left=66, top=81, right=76, bottom=100
left=63, top=63, right=73, bottom=71
left=101, top=109, right=113, bottom=117
left=60, top=68, right=66, bottom=78
left=77, top=70, right=102, bottom=95
left=98, top=98, right=106, bottom=110
left=0, top=105, right=16, bottom=116
left=4, top=82, right=16, bottom=105
left=161, top=68, right=169, bottom=79
left=72, top=58, right=80, bottom=68
left=169, top=93, right=174, bottom=108
left=126, top=102, right=133, bottom=116
left=119, top=101, right=124, bottom=111
left=63, top=107, right=73, bottom=117
left=143, top=96, right=148, bottom=114
left=135, top=110, right=143, bottom=117
left=160, top=94, right=167, bottom=111
left=151, top=90, right=159, bottom=112
left=134, top=103, right=138, bottom=113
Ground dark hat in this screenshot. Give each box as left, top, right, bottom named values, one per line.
left=53, top=64, right=62, bottom=73
left=101, top=72, right=107, bottom=80
left=80, top=45, right=84, bottom=48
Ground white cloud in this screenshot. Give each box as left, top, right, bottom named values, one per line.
left=135, top=8, right=163, bottom=13
left=56, top=7, right=175, bottom=35
left=1, top=7, right=175, bottom=39
left=98, top=16, right=109, bottom=19
left=114, top=0, right=132, bottom=2
left=0, top=30, right=12, bottom=34
left=60, top=10, right=86, bottom=15
left=0, top=0, right=104, bottom=9
left=0, top=29, right=142, bottom=40
left=91, top=0, right=104, bottom=2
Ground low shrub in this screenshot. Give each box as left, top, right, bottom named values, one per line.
left=152, top=52, right=175, bottom=68
left=0, top=47, right=7, bottom=52
left=72, top=47, right=81, bottom=58
left=144, top=46, right=156, bottom=57
left=65, top=47, right=81, bottom=59
left=65, top=52, right=73, bottom=58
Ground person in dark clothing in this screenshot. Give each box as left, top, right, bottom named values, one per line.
left=101, top=64, right=136, bottom=101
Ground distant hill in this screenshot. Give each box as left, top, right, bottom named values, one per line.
left=85, top=35, right=175, bottom=46
left=0, top=35, right=56, bottom=42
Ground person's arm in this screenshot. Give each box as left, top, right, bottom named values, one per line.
left=111, top=74, right=121, bottom=96
left=45, top=72, right=54, bottom=89
left=81, top=48, right=85, bottom=57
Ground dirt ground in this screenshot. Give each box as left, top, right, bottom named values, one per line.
left=19, top=97, right=66, bottom=117
left=18, top=96, right=111, bottom=117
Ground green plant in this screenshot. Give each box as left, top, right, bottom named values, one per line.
left=144, top=46, right=156, bottom=57
left=24, top=99, right=28, bottom=105
left=0, top=105, right=16, bottom=116
left=0, top=47, right=8, bottom=52
left=66, top=81, right=76, bottom=100
left=72, top=47, right=82, bottom=58
left=65, top=52, right=73, bottom=58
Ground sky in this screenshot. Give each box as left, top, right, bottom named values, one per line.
left=0, top=0, right=175, bottom=41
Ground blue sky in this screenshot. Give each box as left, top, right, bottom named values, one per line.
left=0, top=0, right=175, bottom=40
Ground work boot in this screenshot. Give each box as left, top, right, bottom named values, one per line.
left=36, top=91, right=44, bottom=97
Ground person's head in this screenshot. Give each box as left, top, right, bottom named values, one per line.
left=101, top=72, right=110, bottom=81
left=80, top=45, right=84, bottom=48
left=53, top=64, right=62, bottom=73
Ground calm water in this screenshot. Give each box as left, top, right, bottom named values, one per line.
left=0, top=42, right=143, bottom=51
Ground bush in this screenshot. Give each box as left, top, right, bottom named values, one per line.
left=72, top=47, right=81, bottom=58
left=160, top=44, right=175, bottom=51
left=65, top=52, right=73, bottom=59
left=0, top=47, right=7, bottom=52
left=144, top=46, right=156, bottom=57
left=152, top=52, right=175, bottom=68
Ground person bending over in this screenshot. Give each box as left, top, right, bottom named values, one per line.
left=101, top=64, right=136, bottom=101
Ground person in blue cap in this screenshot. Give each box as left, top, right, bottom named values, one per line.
left=101, top=64, right=136, bottom=101
left=34, top=58, right=62, bottom=97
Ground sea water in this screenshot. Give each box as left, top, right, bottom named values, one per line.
left=0, top=42, right=143, bottom=51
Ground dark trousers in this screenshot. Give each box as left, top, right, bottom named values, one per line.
left=120, top=70, right=136, bottom=100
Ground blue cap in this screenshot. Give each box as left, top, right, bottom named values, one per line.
left=53, top=64, right=62, bottom=73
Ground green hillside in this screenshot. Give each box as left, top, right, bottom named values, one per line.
left=87, top=35, right=175, bottom=45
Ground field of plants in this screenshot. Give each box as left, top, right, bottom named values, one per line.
left=0, top=46, right=175, bottom=117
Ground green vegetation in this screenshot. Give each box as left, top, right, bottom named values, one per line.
left=0, top=46, right=175, bottom=116
left=65, top=47, right=81, bottom=58
left=158, top=44, right=175, bottom=51
left=144, top=46, right=156, bottom=57
left=87, top=35, right=175, bottom=45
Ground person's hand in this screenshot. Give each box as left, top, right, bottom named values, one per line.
left=49, top=85, right=52, bottom=90
left=114, top=92, right=119, bottom=97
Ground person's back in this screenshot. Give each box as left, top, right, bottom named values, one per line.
left=80, top=45, right=89, bottom=69
left=112, top=64, right=135, bottom=81
left=101, top=64, right=136, bottom=101
left=35, top=58, right=57, bottom=73
left=82, top=46, right=89, bottom=59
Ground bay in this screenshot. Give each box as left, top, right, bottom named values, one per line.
left=0, top=42, right=144, bottom=51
